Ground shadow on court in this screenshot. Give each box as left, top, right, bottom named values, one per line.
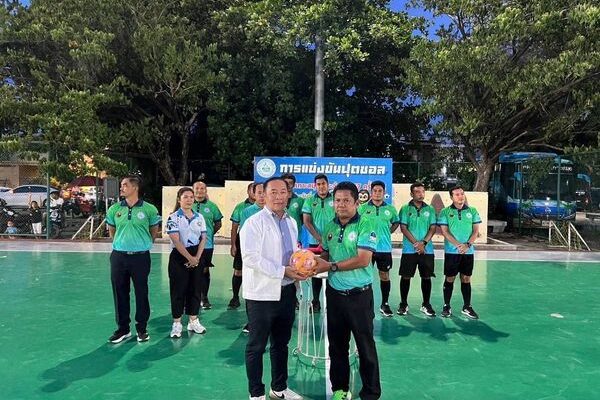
left=211, top=309, right=247, bottom=331
left=40, top=339, right=136, bottom=393
left=403, top=314, right=459, bottom=342
left=452, top=317, right=510, bottom=342
left=216, top=332, right=247, bottom=366
left=125, top=314, right=199, bottom=372
left=377, top=317, right=414, bottom=345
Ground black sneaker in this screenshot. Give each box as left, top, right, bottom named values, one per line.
left=227, top=297, right=240, bottom=310
left=108, top=330, right=131, bottom=344
left=379, top=303, right=393, bottom=317
left=420, top=303, right=436, bottom=317
left=397, top=303, right=409, bottom=316
left=201, top=298, right=212, bottom=310
left=441, top=304, right=452, bottom=318
left=136, top=331, right=150, bottom=342
left=312, top=300, right=321, bottom=313
left=242, top=323, right=250, bottom=334
left=461, top=305, right=479, bottom=320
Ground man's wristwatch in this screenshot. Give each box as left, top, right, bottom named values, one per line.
left=466, top=242, right=472, bottom=248
left=330, top=262, right=339, bottom=272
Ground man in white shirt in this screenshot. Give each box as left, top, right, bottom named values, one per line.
left=240, top=177, right=309, bottom=400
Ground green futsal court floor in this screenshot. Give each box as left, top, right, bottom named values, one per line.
left=0, top=243, right=598, bottom=400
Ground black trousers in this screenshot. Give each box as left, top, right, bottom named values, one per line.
left=245, top=284, right=296, bottom=397
left=110, top=251, right=151, bottom=333
left=326, top=284, right=381, bottom=400
left=168, top=246, right=202, bottom=318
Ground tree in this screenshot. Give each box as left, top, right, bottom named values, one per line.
left=0, top=0, right=224, bottom=185
left=208, top=0, right=424, bottom=178
left=407, top=0, right=600, bottom=191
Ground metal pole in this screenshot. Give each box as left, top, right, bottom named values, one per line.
left=314, top=34, right=325, bottom=157
left=557, top=155, right=561, bottom=219
left=518, top=162, right=523, bottom=234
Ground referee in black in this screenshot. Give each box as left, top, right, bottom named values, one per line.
left=106, top=176, right=161, bottom=343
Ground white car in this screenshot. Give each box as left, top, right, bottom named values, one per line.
left=0, top=187, right=10, bottom=193
left=0, top=185, right=60, bottom=208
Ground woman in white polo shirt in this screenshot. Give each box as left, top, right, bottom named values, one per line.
left=166, top=187, right=208, bottom=338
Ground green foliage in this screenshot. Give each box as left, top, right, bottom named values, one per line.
left=407, top=0, right=600, bottom=190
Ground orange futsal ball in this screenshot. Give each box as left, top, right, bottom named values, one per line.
left=290, top=250, right=315, bottom=275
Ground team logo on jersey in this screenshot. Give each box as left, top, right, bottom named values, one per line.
left=369, top=231, right=377, bottom=242
left=348, top=232, right=357, bottom=242
left=204, top=207, right=210, bottom=214
left=449, top=214, right=454, bottom=218
left=327, top=233, right=333, bottom=241
left=116, top=212, right=122, bottom=218
left=313, top=202, right=318, bottom=207
left=366, top=210, right=372, bottom=214
left=292, top=203, right=299, bottom=208
left=423, top=211, right=430, bottom=217
left=166, top=218, right=177, bottom=231
left=466, top=212, right=472, bottom=219
left=256, top=158, right=276, bottom=178
left=328, top=201, right=333, bottom=207
left=137, top=212, right=146, bottom=220
left=384, top=210, right=391, bottom=216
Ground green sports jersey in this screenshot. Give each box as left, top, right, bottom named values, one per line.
left=301, top=192, right=335, bottom=244
left=437, top=204, right=481, bottom=254
left=239, top=203, right=262, bottom=228
left=106, top=200, right=161, bottom=252
left=398, top=201, right=437, bottom=254
left=193, top=199, right=223, bottom=249
left=287, top=194, right=304, bottom=241
left=358, top=201, right=399, bottom=253
left=322, top=213, right=377, bottom=291
left=230, top=198, right=254, bottom=224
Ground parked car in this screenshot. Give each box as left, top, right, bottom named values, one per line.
left=0, top=187, right=10, bottom=192
left=0, top=184, right=60, bottom=208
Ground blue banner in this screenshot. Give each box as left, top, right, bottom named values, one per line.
left=254, top=156, right=394, bottom=201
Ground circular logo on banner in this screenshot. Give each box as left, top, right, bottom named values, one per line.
left=256, top=158, right=276, bottom=179
left=137, top=212, right=146, bottom=220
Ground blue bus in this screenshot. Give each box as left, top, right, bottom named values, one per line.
left=490, top=152, right=577, bottom=221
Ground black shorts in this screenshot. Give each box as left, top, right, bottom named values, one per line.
left=399, top=253, right=435, bottom=278
left=233, top=236, right=242, bottom=270
left=372, top=252, right=393, bottom=272
left=444, top=254, right=474, bottom=277
left=200, top=248, right=215, bottom=268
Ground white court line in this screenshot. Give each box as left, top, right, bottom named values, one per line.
left=1, top=242, right=598, bottom=263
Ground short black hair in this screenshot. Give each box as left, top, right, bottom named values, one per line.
left=333, top=181, right=359, bottom=201
left=247, top=182, right=255, bottom=190
left=370, top=180, right=385, bottom=191
left=252, top=182, right=264, bottom=194
left=263, top=177, right=288, bottom=192
left=281, top=173, right=296, bottom=185
left=314, top=174, right=328, bottom=183
left=410, top=182, right=425, bottom=193
left=123, top=175, right=142, bottom=188
left=449, top=185, right=464, bottom=197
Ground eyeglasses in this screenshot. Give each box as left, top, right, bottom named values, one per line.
left=334, top=198, right=355, bottom=205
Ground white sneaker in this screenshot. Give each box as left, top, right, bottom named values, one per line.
left=187, top=318, right=206, bottom=334
left=170, top=322, right=182, bottom=338
left=249, top=396, right=266, bottom=400
left=269, top=388, right=303, bottom=400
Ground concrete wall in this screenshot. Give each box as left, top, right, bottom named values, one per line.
left=162, top=181, right=488, bottom=243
